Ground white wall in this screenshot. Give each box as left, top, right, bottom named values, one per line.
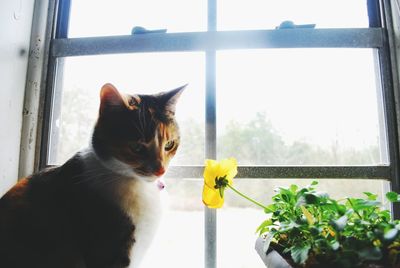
left=0, top=0, right=35, bottom=196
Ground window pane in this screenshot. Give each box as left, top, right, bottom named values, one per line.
left=68, top=0, right=206, bottom=37
left=49, top=52, right=205, bottom=165
left=216, top=49, right=388, bottom=166
left=142, top=178, right=204, bottom=268
left=218, top=0, right=370, bottom=30
left=219, top=179, right=390, bottom=268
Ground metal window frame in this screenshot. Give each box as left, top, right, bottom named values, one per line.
left=19, top=0, right=56, bottom=178
left=31, top=1, right=400, bottom=268
left=205, top=2, right=217, bottom=268
left=381, top=0, right=400, bottom=219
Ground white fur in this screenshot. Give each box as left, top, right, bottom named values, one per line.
left=96, top=152, right=159, bottom=183
left=79, top=147, right=164, bottom=268
left=125, top=179, right=163, bottom=268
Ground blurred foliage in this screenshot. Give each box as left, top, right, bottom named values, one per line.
left=218, top=112, right=380, bottom=165
left=58, top=87, right=381, bottom=167
left=56, top=86, right=98, bottom=163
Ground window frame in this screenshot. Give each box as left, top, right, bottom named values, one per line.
left=30, top=1, right=400, bottom=268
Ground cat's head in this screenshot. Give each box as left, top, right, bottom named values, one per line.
left=92, top=83, right=186, bottom=182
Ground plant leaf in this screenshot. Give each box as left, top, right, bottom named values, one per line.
left=290, top=184, right=298, bottom=193
left=379, top=210, right=391, bottom=221
left=349, top=198, right=380, bottom=211
left=331, top=215, right=348, bottom=231
left=256, top=219, right=273, bottom=235
left=384, top=228, right=399, bottom=241
left=364, top=192, right=378, bottom=201
left=300, top=205, right=315, bottom=225
left=296, top=196, right=306, bottom=207
left=264, top=204, right=275, bottom=214
left=305, top=193, right=318, bottom=204
left=386, top=192, right=400, bottom=202
left=330, top=240, right=340, bottom=251
left=291, top=244, right=311, bottom=264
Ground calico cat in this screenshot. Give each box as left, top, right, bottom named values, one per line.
left=0, top=83, right=185, bottom=268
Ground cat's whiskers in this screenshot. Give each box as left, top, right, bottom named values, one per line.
left=68, top=159, right=114, bottom=184
left=94, top=176, right=124, bottom=188
left=75, top=174, right=122, bottom=188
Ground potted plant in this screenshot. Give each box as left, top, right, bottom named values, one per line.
left=201, top=158, right=400, bottom=268
left=255, top=181, right=400, bottom=268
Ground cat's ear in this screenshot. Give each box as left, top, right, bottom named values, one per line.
left=99, top=83, right=129, bottom=114
left=161, top=84, right=187, bottom=114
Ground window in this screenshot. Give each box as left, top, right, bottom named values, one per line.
left=36, top=0, right=400, bottom=267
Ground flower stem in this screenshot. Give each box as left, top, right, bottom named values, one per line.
left=347, top=198, right=362, bottom=219
left=226, top=184, right=271, bottom=212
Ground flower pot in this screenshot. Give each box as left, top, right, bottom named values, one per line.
left=255, top=236, right=293, bottom=268
left=255, top=236, right=393, bottom=268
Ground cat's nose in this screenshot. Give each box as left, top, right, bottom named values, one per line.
left=154, top=166, right=165, bottom=177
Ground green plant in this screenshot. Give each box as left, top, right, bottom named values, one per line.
left=257, top=181, right=400, bottom=268
left=201, top=159, right=400, bottom=267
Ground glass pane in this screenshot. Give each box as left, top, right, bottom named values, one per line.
left=142, top=178, right=204, bottom=268
left=49, top=52, right=205, bottom=165
left=218, top=0, right=370, bottom=30
left=68, top=0, right=206, bottom=37
left=218, top=179, right=390, bottom=268
left=216, top=49, right=388, bottom=166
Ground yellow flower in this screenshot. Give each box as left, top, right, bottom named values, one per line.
left=202, top=158, right=238, bottom=208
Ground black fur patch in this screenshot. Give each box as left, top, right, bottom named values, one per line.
left=0, top=155, right=135, bottom=268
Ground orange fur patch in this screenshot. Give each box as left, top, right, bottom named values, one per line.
left=5, top=178, right=29, bottom=199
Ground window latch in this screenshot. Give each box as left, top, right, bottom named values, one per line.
left=275, top=20, right=316, bottom=30
left=131, top=26, right=167, bottom=35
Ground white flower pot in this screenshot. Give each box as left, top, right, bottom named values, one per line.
left=255, top=236, right=293, bottom=268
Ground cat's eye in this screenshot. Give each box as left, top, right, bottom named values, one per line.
left=164, top=140, right=175, bottom=151
left=129, top=142, right=145, bottom=154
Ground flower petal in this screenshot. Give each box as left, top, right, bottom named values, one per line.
left=203, top=159, right=219, bottom=188
left=219, top=158, right=238, bottom=185
left=202, top=184, right=224, bottom=208
left=202, top=158, right=238, bottom=209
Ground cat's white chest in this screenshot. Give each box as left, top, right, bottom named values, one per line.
left=122, top=179, right=163, bottom=268
left=80, top=149, right=166, bottom=267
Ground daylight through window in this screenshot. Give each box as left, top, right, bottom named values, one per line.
left=39, top=1, right=400, bottom=268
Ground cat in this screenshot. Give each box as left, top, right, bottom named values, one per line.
left=0, top=83, right=186, bottom=268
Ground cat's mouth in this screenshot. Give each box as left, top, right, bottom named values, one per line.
left=133, top=169, right=161, bottom=182
left=134, top=166, right=166, bottom=179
